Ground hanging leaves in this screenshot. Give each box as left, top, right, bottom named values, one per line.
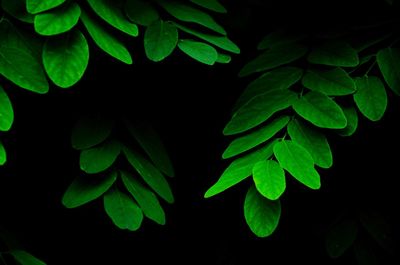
left=0, top=140, right=7, bottom=166
left=80, top=139, right=121, bottom=174
left=124, top=0, right=159, bottom=26
left=376, top=47, right=400, bottom=95
left=26, top=0, right=66, bottom=14
left=189, top=0, right=227, bottom=13
left=0, top=85, right=14, bottom=132
left=307, top=40, right=359, bottom=67
left=177, top=39, right=218, bottom=65
left=252, top=160, right=286, bottom=200
left=144, top=20, right=178, bottom=62
left=9, top=250, right=46, bottom=265
left=337, top=106, right=358, bottom=136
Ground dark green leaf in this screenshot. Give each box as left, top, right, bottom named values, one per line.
left=253, top=160, right=286, bottom=200
left=62, top=171, right=117, bottom=208
left=121, top=171, right=166, bottom=225
left=190, top=0, right=227, bottom=13
left=244, top=185, right=281, bottom=237
left=239, top=43, right=308, bottom=77
left=353, top=76, right=387, bottom=121
left=1, top=0, right=34, bottom=23
left=124, top=0, right=159, bottom=26
left=86, top=0, right=138, bottom=37
left=326, top=218, right=358, bottom=258
left=178, top=39, right=218, bottom=65
left=337, top=106, right=358, bottom=136
left=377, top=47, right=400, bottom=95
left=26, top=0, right=66, bottom=14
left=257, top=29, right=307, bottom=50
left=9, top=250, right=46, bottom=265
left=43, top=29, right=89, bottom=88
left=273, top=140, right=321, bottom=189
left=292, top=91, right=347, bottom=129
left=302, top=68, right=356, bottom=96
left=0, top=85, right=14, bottom=132
left=34, top=2, right=81, bottom=36
left=80, top=139, right=121, bottom=174
left=307, top=41, right=359, bottom=67
left=0, top=140, right=6, bottom=166
left=223, top=116, right=290, bottom=159
left=144, top=20, right=178, bottom=62
left=354, top=240, right=380, bottom=265
left=205, top=140, right=276, bottom=198
left=287, top=118, right=333, bottom=168
left=103, top=186, right=143, bottom=231
left=216, top=53, right=231, bottom=64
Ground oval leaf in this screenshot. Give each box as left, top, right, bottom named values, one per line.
left=144, top=20, right=178, bottom=62
left=0, top=140, right=6, bottom=166
left=326, top=218, right=358, bottom=258
left=190, top=0, right=227, bottom=13
left=124, top=0, right=159, bottom=26
left=216, top=53, right=231, bottom=64
left=80, top=139, right=121, bottom=174
left=9, top=250, right=46, bottom=265
left=257, top=29, right=307, bottom=50
left=253, top=160, right=286, bottom=200
left=0, top=85, right=14, bottom=132
left=26, top=0, right=66, bottom=14
left=1, top=0, right=34, bottom=23
left=244, top=185, right=281, bottom=237
left=337, top=106, right=358, bottom=137
left=178, top=39, right=218, bottom=65
left=376, top=47, right=400, bottom=95
left=307, top=41, right=359, bottom=67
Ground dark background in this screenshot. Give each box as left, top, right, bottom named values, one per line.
left=1, top=0, right=399, bottom=264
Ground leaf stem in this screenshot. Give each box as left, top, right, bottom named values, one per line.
left=364, top=60, right=377, bottom=76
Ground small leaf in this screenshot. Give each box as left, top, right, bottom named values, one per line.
left=1, top=0, right=34, bottom=23
left=253, top=160, right=286, bottom=200
left=287, top=118, right=333, bottom=168
left=80, top=139, right=121, bottom=174
left=353, top=76, right=387, bottom=122
left=239, top=43, right=308, bottom=77
left=273, top=140, right=321, bottom=189
left=205, top=140, right=276, bottom=198
left=178, top=39, right=218, bottom=65
left=121, top=171, right=166, bottom=225
left=337, top=106, right=358, bottom=137
left=0, top=85, right=14, bottom=132
left=224, top=90, right=297, bottom=135
left=307, top=40, right=359, bottom=67
left=62, top=171, right=117, bottom=208
left=244, top=185, right=281, bottom=237
left=34, top=2, right=81, bottom=36
left=103, top=186, right=143, bottom=231
left=86, top=0, right=138, bottom=37
left=223, top=116, right=290, bottom=159
left=43, top=29, right=89, bottom=88
left=124, top=0, right=159, bottom=26
left=216, top=53, right=231, bottom=64
left=257, top=29, right=307, bottom=50
left=9, top=250, right=46, bottom=265
left=144, top=20, right=178, bottom=62
left=326, top=218, right=358, bottom=258
left=189, top=0, right=227, bottom=13
left=302, top=68, right=356, bottom=96
left=80, top=9, right=132, bottom=64
left=376, top=47, right=400, bottom=95
left=0, top=140, right=7, bottom=166
left=292, top=91, right=347, bottom=129
left=26, top=0, right=66, bottom=14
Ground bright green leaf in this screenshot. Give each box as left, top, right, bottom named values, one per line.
left=287, top=118, right=333, bottom=168
left=26, top=0, right=66, bottom=14
left=257, top=29, right=307, bottom=50
left=307, top=41, right=359, bottom=67
left=80, top=139, right=121, bottom=174
left=244, top=185, right=281, bottom=237
left=124, top=0, right=159, bottom=26
left=104, top=186, right=143, bottom=231
left=1, top=0, right=34, bottom=23
left=0, top=140, right=6, bottom=166
left=337, top=106, right=358, bottom=137
left=43, top=29, right=89, bottom=88
left=144, top=20, right=178, bottom=62
left=253, top=160, right=286, bottom=200
left=9, top=250, right=46, bottom=265
left=376, top=47, right=400, bottom=95
left=205, top=140, right=276, bottom=198
left=326, top=218, right=358, bottom=258
left=86, top=0, right=138, bottom=37
left=34, top=2, right=81, bottom=36
left=223, top=116, right=290, bottom=159
left=302, top=67, right=356, bottom=96
left=292, top=91, right=347, bottom=129
left=216, top=53, right=231, bottom=64
left=354, top=76, right=387, bottom=121
left=62, top=171, right=117, bottom=208
left=178, top=39, right=218, bottom=65
left=0, top=85, right=14, bottom=132
left=273, top=140, right=321, bottom=189
left=190, top=0, right=227, bottom=13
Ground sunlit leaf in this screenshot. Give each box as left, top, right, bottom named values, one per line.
left=326, top=218, right=358, bottom=258
left=190, top=0, right=227, bottom=13
left=0, top=140, right=6, bottom=166
left=253, top=160, right=286, bottom=200
left=1, top=0, right=34, bottom=23
left=292, top=91, right=347, bottom=129
left=353, top=76, right=387, bottom=121
left=62, top=171, right=117, bottom=208
left=103, top=186, right=143, bottom=231
left=257, top=29, right=307, bottom=50
left=144, top=20, right=178, bottom=62
left=273, top=140, right=321, bottom=189
left=124, top=0, right=159, bottom=26
left=205, top=140, right=276, bottom=198
left=337, top=106, right=358, bottom=137
left=308, top=40, right=359, bottom=67
left=216, top=53, right=231, bottom=64
left=26, top=0, right=66, bottom=14
left=244, top=185, right=281, bottom=237
left=376, top=47, right=400, bottom=95
left=0, top=85, right=14, bottom=132
left=43, top=29, right=89, bottom=88
left=178, top=39, right=218, bottom=65
left=9, top=250, right=46, bottom=265
left=80, top=139, right=121, bottom=174
left=223, top=116, right=290, bottom=159
left=34, top=2, right=81, bottom=36
left=121, top=171, right=166, bottom=225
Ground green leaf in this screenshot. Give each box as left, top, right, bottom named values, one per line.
left=292, top=91, right=347, bottom=129
left=326, top=218, right=358, bottom=258
left=244, top=185, right=281, bottom=237
left=0, top=140, right=6, bottom=166
left=216, top=53, right=231, bottom=64
left=1, top=0, right=34, bottom=23
left=43, top=29, right=89, bottom=88
left=80, top=139, right=121, bottom=174
left=376, top=47, right=400, bottom=95
left=205, top=140, right=276, bottom=198
left=34, top=2, right=81, bottom=36
left=273, top=140, right=321, bottom=189
left=353, top=76, right=387, bottom=121
left=224, top=90, right=297, bottom=135
left=9, top=250, right=46, bottom=265
left=144, top=20, right=178, bottom=62
left=124, top=0, right=159, bottom=26
left=0, top=85, right=14, bottom=132
left=62, top=171, right=117, bottom=208
left=103, top=186, right=143, bottom=231
left=124, top=120, right=175, bottom=177
left=307, top=41, right=359, bottom=67
left=178, top=39, right=218, bottom=65
left=121, top=171, right=166, bottom=225
left=253, top=160, right=286, bottom=200
left=302, top=68, right=356, bottom=96
left=223, top=116, right=290, bottom=159
left=189, top=0, right=227, bottom=13
left=239, top=43, right=308, bottom=77
left=173, top=23, right=240, bottom=54
left=287, top=118, right=333, bottom=168
left=157, top=0, right=226, bottom=35
left=337, top=106, right=358, bottom=136
left=257, top=29, right=307, bottom=50
left=26, top=0, right=66, bottom=14
left=80, top=9, right=132, bottom=64
left=86, top=0, right=138, bottom=37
